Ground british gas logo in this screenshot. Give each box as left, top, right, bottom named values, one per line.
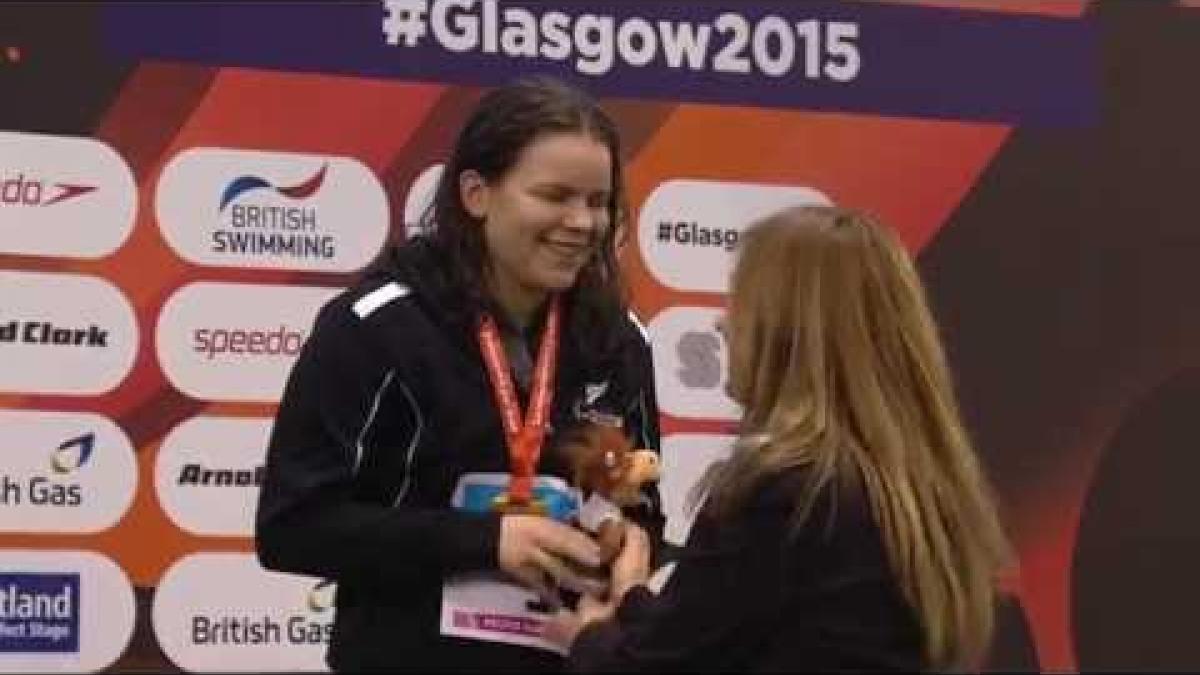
left=0, top=131, right=136, bottom=259
left=156, top=148, right=388, bottom=272
left=153, top=553, right=333, bottom=672
left=0, top=411, right=137, bottom=534
left=306, top=580, right=336, bottom=613
left=49, top=434, right=94, bottom=475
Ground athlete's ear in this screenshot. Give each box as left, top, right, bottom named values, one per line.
left=460, top=170, right=489, bottom=220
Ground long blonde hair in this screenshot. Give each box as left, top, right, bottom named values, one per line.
left=702, top=206, right=1011, bottom=670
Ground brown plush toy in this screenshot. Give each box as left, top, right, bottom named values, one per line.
left=554, top=422, right=661, bottom=563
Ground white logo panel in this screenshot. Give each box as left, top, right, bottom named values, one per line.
left=153, top=553, right=333, bottom=673
left=156, top=282, right=340, bottom=403
left=0, top=271, right=138, bottom=395
left=0, top=131, right=137, bottom=259
left=638, top=179, right=830, bottom=293
left=647, top=306, right=741, bottom=422
left=0, top=410, right=137, bottom=534
left=156, top=416, right=272, bottom=537
left=402, top=163, right=442, bottom=238
left=659, top=434, right=735, bottom=546
left=156, top=147, right=388, bottom=272
left=0, top=549, right=135, bottom=673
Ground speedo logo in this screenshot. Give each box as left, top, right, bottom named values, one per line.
left=0, top=131, right=136, bottom=259
left=0, top=174, right=96, bottom=207
left=156, top=282, right=339, bottom=403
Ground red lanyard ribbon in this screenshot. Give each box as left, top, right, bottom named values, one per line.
left=476, top=296, right=561, bottom=505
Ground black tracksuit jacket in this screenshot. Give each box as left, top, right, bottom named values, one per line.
left=570, top=470, right=925, bottom=673
left=255, top=238, right=663, bottom=672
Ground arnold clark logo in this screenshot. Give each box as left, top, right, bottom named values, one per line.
left=156, top=282, right=341, bottom=403
left=0, top=131, right=136, bottom=259
left=0, top=410, right=137, bottom=535
left=0, top=550, right=134, bottom=673
left=0, top=271, right=138, bottom=396
left=156, top=416, right=272, bottom=537
left=638, top=179, right=830, bottom=293
left=153, top=553, right=334, bottom=672
left=156, top=147, right=389, bottom=272
left=647, top=306, right=741, bottom=423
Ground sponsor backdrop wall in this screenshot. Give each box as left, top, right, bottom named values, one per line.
left=2, top=1, right=1199, bottom=672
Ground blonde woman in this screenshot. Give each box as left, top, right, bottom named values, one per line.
left=545, top=206, right=1011, bottom=672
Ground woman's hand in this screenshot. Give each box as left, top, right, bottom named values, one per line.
left=498, top=514, right=606, bottom=607
left=541, top=522, right=652, bottom=652
left=542, top=592, right=618, bottom=651
left=610, top=522, right=651, bottom=600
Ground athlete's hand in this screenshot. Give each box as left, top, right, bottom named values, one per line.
left=498, top=515, right=607, bottom=608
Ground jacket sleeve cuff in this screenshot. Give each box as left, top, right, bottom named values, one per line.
left=569, top=619, right=625, bottom=673
left=434, top=508, right=503, bottom=573
left=616, top=584, right=655, bottom=623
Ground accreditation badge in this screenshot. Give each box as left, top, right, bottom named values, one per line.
left=439, top=471, right=576, bottom=652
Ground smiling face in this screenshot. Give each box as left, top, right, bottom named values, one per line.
left=461, top=131, right=613, bottom=322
